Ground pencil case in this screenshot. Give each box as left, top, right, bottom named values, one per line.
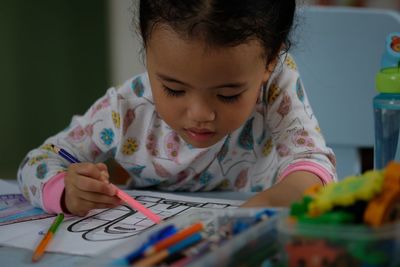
left=188, top=208, right=281, bottom=267
left=81, top=207, right=283, bottom=267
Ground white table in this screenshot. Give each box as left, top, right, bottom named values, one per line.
left=0, top=179, right=254, bottom=267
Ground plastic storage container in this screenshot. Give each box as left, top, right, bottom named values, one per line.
left=276, top=213, right=400, bottom=267
left=374, top=32, right=400, bottom=169
left=81, top=208, right=282, bottom=267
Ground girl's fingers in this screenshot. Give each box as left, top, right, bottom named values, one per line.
left=78, top=190, right=122, bottom=206
left=65, top=162, right=120, bottom=216
left=70, top=163, right=110, bottom=182
left=66, top=163, right=117, bottom=196
left=96, top=163, right=110, bottom=182
left=68, top=173, right=117, bottom=196
left=65, top=186, right=121, bottom=216
left=72, top=199, right=118, bottom=217
left=96, top=162, right=108, bottom=172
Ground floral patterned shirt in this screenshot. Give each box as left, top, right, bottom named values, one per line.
left=17, top=55, right=337, bottom=211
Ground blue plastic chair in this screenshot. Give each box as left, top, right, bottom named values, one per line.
left=291, top=6, right=400, bottom=179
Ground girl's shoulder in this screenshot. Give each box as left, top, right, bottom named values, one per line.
left=114, top=72, right=153, bottom=100
left=274, top=53, right=300, bottom=81
left=106, top=72, right=155, bottom=114
left=265, top=53, right=301, bottom=92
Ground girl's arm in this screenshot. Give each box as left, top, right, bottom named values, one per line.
left=17, top=75, right=147, bottom=213
left=254, top=54, right=336, bottom=206
left=241, top=171, right=321, bottom=207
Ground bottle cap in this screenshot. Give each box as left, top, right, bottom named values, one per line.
left=376, top=68, right=400, bottom=93
left=376, top=32, right=400, bottom=93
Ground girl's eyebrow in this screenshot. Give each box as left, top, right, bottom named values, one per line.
left=156, top=73, right=246, bottom=90
left=157, top=73, right=190, bottom=87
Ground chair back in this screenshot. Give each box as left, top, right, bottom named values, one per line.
left=292, top=6, right=400, bottom=178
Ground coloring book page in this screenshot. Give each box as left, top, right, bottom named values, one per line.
left=0, top=190, right=242, bottom=256
left=0, top=194, right=53, bottom=226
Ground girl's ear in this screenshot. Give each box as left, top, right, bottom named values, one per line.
left=262, top=57, right=278, bottom=83
left=262, top=44, right=284, bottom=83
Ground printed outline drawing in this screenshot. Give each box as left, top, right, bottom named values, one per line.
left=67, top=195, right=237, bottom=242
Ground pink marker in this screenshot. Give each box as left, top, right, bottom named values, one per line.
left=110, top=184, right=162, bottom=224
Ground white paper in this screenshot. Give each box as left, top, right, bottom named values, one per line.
left=0, top=190, right=242, bottom=256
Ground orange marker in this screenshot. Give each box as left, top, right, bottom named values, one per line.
left=32, top=213, right=64, bottom=262
left=144, top=222, right=204, bottom=255
left=134, top=232, right=203, bottom=267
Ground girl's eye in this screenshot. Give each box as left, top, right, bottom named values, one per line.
left=218, top=94, right=241, bottom=103
left=162, top=86, right=185, bottom=97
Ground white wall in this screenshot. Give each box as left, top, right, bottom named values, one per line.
left=108, top=0, right=145, bottom=86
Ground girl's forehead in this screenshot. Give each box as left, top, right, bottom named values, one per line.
left=146, top=23, right=265, bottom=58
left=147, top=30, right=265, bottom=71
left=146, top=26, right=269, bottom=89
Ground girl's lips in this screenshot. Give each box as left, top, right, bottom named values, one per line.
left=185, top=128, right=215, bottom=142
left=187, top=128, right=214, bottom=134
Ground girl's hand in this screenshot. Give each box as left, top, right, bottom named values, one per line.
left=241, top=171, right=322, bottom=207
left=63, top=162, right=122, bottom=216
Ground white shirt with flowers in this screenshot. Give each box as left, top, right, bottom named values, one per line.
left=17, top=55, right=337, bottom=209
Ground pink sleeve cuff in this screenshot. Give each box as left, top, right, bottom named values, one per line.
left=42, top=172, right=66, bottom=214
left=278, top=161, right=334, bottom=185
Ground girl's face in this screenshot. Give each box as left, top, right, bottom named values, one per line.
left=146, top=26, right=274, bottom=148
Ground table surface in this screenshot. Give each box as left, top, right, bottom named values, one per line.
left=0, top=179, right=254, bottom=267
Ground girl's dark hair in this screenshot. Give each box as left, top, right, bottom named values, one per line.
left=138, top=0, right=296, bottom=65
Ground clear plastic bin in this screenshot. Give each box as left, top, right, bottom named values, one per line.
left=81, top=208, right=281, bottom=267
left=276, top=213, right=400, bottom=267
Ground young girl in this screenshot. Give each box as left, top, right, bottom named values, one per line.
left=18, top=0, right=336, bottom=216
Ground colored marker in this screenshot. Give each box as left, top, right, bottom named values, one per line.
left=145, top=222, right=204, bottom=255
left=32, top=213, right=64, bottom=262
left=134, top=232, right=203, bottom=267
left=51, top=144, right=162, bottom=224
left=110, top=184, right=162, bottom=224
left=112, top=225, right=177, bottom=265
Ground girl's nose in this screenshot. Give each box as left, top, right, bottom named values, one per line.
left=187, top=98, right=216, bottom=122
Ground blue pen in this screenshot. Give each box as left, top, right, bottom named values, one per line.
left=60, top=148, right=80, bottom=163
left=254, top=208, right=276, bottom=222
left=112, top=224, right=178, bottom=266
left=232, top=209, right=277, bottom=235
left=232, top=220, right=250, bottom=235
left=51, top=144, right=80, bottom=163
left=167, top=232, right=203, bottom=254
